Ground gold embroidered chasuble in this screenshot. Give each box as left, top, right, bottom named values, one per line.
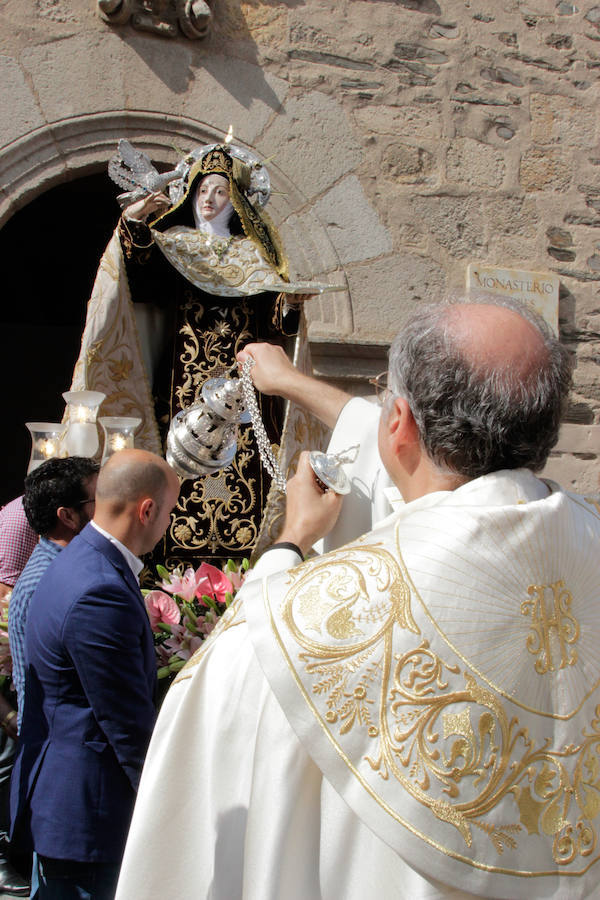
left=116, top=469, right=600, bottom=899
left=240, top=470, right=600, bottom=897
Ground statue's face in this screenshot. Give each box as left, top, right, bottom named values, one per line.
left=195, top=174, right=230, bottom=222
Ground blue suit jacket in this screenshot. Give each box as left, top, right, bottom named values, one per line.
left=10, top=523, right=157, bottom=863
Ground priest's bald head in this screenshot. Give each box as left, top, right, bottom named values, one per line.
left=379, top=298, right=572, bottom=503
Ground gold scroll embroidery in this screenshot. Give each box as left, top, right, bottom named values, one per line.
left=521, top=580, right=580, bottom=674
left=275, top=545, right=600, bottom=871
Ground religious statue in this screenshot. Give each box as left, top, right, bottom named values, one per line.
left=68, top=137, right=333, bottom=571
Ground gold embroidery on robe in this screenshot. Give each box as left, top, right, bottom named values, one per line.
left=265, top=538, right=600, bottom=875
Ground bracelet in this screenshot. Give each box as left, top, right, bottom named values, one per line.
left=1, top=710, right=16, bottom=729
left=269, top=541, right=303, bottom=559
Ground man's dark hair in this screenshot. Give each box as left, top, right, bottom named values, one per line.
left=388, top=298, right=573, bottom=477
left=23, top=457, right=100, bottom=536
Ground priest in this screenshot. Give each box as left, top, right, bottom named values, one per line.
left=116, top=297, right=600, bottom=899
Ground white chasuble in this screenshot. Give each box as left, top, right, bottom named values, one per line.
left=117, top=470, right=600, bottom=900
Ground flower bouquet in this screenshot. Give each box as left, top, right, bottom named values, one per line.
left=143, top=559, right=249, bottom=683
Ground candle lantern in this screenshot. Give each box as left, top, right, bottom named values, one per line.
left=25, top=422, right=65, bottom=473
left=99, top=417, right=141, bottom=465
left=62, top=391, right=105, bottom=458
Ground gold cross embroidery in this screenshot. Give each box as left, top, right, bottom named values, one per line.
left=521, top=580, right=580, bottom=674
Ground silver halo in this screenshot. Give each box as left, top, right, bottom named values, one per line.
left=168, top=143, right=271, bottom=208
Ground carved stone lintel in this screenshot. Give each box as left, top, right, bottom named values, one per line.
left=97, top=0, right=212, bottom=40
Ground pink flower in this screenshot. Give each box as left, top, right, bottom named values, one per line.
left=160, top=567, right=203, bottom=602
left=194, top=562, right=233, bottom=606
left=228, top=568, right=246, bottom=591
left=145, top=591, right=181, bottom=632
left=164, top=624, right=203, bottom=660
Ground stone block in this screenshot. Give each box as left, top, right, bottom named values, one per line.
left=451, top=102, right=528, bottom=151
left=547, top=226, right=573, bottom=248
left=530, top=92, right=598, bottom=149
left=305, top=278, right=354, bottom=340
left=278, top=211, right=340, bottom=278
left=446, top=137, right=506, bottom=188
left=520, top=148, right=571, bottom=192
left=381, top=141, right=435, bottom=183
left=410, top=196, right=487, bottom=260
left=484, top=196, right=539, bottom=237
left=346, top=253, right=446, bottom=340
left=0, top=55, right=45, bottom=146
left=35, top=0, right=78, bottom=23
left=20, top=33, right=127, bottom=122
left=354, top=102, right=443, bottom=140
left=312, top=176, right=392, bottom=265
left=572, top=361, right=600, bottom=402
left=542, top=453, right=600, bottom=495
left=554, top=423, right=600, bottom=454
left=260, top=93, right=362, bottom=200
left=182, top=55, right=289, bottom=146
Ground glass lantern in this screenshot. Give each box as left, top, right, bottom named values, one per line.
left=62, top=391, right=106, bottom=458
left=25, top=422, right=65, bottom=473
left=99, top=417, right=141, bottom=465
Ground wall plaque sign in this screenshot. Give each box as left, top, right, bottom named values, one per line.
left=467, top=264, right=559, bottom=334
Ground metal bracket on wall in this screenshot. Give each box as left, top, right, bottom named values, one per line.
left=97, top=0, right=212, bottom=40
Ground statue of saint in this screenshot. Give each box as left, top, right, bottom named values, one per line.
left=68, top=141, right=332, bottom=571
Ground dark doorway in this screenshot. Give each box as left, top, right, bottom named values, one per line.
left=0, top=172, right=119, bottom=505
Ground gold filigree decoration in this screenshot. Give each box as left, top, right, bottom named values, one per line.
left=108, top=357, right=133, bottom=382
left=521, top=580, right=580, bottom=675
left=282, top=545, right=418, bottom=745
left=153, top=229, right=291, bottom=297
left=168, top=297, right=268, bottom=559
left=275, top=545, right=600, bottom=870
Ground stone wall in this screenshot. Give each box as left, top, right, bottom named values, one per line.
left=0, top=0, right=598, bottom=492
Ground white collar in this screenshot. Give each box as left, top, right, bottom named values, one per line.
left=90, top=521, right=144, bottom=583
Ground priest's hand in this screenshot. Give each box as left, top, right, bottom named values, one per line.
left=237, top=343, right=350, bottom=429
left=123, top=191, right=171, bottom=223
left=237, top=343, right=297, bottom=396
left=277, top=452, right=343, bottom=555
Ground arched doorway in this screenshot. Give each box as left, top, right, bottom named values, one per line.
left=0, top=116, right=350, bottom=505
left=0, top=173, right=117, bottom=504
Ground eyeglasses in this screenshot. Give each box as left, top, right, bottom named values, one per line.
left=368, top=371, right=389, bottom=406
left=73, top=497, right=96, bottom=508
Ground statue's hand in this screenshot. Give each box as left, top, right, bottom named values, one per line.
left=123, top=191, right=171, bottom=223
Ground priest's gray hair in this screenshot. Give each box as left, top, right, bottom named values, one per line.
left=387, top=296, right=572, bottom=477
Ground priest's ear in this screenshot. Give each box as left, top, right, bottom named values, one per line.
left=383, top=396, right=420, bottom=453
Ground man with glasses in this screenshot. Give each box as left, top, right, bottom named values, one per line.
left=118, top=298, right=600, bottom=899
left=5, top=458, right=98, bottom=897
left=8, top=457, right=99, bottom=732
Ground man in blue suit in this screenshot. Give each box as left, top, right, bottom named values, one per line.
left=10, top=449, right=180, bottom=900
